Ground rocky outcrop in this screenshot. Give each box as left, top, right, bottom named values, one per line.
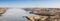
left=25, top=8, right=60, bottom=21
left=0, top=8, right=8, bottom=16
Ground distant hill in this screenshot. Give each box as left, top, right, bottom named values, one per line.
left=22, top=8, right=60, bottom=11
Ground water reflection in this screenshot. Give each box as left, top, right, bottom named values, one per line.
left=0, top=8, right=35, bottom=21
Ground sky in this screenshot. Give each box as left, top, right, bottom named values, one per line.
left=0, top=0, right=60, bottom=8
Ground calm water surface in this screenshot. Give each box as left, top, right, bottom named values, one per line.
left=0, top=8, right=36, bottom=21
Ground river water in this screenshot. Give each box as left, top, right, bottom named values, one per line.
left=0, top=8, right=36, bottom=21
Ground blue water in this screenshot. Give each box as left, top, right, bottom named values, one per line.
left=0, top=8, right=36, bottom=21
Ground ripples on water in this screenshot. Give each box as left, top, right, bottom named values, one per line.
left=0, top=8, right=36, bottom=21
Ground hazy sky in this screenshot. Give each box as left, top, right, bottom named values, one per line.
left=0, top=0, right=60, bottom=8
